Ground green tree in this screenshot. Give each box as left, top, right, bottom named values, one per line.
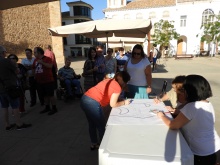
left=200, top=14, right=220, bottom=55
left=151, top=19, right=180, bottom=55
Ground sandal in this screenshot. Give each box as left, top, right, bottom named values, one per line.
left=90, top=144, right=99, bottom=150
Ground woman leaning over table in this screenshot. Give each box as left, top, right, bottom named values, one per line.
left=80, top=71, right=131, bottom=150
left=125, top=44, right=152, bottom=99
left=157, top=75, right=220, bottom=165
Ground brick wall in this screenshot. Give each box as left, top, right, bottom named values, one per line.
left=0, top=1, right=64, bottom=63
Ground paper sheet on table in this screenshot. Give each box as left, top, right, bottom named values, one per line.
left=107, top=99, right=171, bottom=125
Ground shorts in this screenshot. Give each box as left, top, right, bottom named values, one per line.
left=0, top=92, right=20, bottom=109
left=37, top=82, right=54, bottom=97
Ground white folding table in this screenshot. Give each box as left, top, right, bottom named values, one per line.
left=99, top=99, right=194, bottom=165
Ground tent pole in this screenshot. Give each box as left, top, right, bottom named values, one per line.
left=106, top=32, right=109, bottom=49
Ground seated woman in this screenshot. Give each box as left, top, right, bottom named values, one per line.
left=154, top=75, right=186, bottom=117
left=58, top=58, right=82, bottom=98
left=80, top=71, right=131, bottom=150
left=157, top=75, right=220, bottom=165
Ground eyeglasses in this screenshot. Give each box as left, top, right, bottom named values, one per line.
left=133, top=53, right=141, bottom=56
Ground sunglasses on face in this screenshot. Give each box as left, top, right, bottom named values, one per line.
left=133, top=52, right=141, bottom=56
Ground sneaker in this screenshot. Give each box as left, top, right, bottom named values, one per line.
left=39, top=108, right=50, bottom=114
left=16, top=123, right=32, bottom=130
left=5, top=123, right=16, bottom=131
left=48, top=109, right=57, bottom=115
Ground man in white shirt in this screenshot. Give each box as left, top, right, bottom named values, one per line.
left=21, top=48, right=42, bottom=107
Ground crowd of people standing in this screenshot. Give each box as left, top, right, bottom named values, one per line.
left=0, top=45, right=59, bottom=131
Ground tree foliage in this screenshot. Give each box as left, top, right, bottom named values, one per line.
left=151, top=19, right=180, bottom=47
left=200, top=14, right=220, bottom=44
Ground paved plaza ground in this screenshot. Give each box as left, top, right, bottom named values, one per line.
left=0, top=56, right=220, bottom=165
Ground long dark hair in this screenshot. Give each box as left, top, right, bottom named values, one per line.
left=87, top=47, right=97, bottom=60
left=131, top=44, right=145, bottom=58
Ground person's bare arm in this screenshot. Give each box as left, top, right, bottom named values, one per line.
left=154, top=93, right=169, bottom=104
left=110, top=93, right=130, bottom=108
left=157, top=112, right=189, bottom=129
left=145, top=65, right=152, bottom=93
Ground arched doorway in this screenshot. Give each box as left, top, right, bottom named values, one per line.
left=177, top=36, right=187, bottom=55
left=200, top=35, right=211, bottom=56
left=177, top=39, right=183, bottom=55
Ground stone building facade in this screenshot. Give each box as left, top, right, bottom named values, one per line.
left=61, top=1, right=98, bottom=58
left=0, top=0, right=64, bottom=63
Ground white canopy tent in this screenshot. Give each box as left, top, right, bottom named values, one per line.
left=48, top=19, right=152, bottom=49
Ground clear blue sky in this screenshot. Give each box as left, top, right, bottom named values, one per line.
left=60, top=0, right=107, bottom=20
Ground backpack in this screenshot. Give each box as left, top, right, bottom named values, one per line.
left=156, top=49, right=162, bottom=59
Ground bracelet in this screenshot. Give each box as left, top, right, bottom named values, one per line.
left=147, top=86, right=151, bottom=88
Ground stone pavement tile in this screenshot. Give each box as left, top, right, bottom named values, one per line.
left=60, top=148, right=98, bottom=165
left=17, top=162, right=59, bottom=165
left=61, top=127, right=98, bottom=165
left=0, top=160, right=18, bottom=165
left=0, top=138, right=40, bottom=162
left=0, top=136, right=20, bottom=155
left=21, top=145, right=68, bottom=164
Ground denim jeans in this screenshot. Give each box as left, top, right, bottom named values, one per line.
left=0, top=92, right=20, bottom=109
left=64, top=79, right=81, bottom=95
left=80, top=95, right=106, bottom=144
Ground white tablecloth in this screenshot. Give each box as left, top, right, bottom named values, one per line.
left=99, top=99, right=194, bottom=165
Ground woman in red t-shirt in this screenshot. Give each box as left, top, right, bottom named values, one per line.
left=80, top=71, right=131, bottom=150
